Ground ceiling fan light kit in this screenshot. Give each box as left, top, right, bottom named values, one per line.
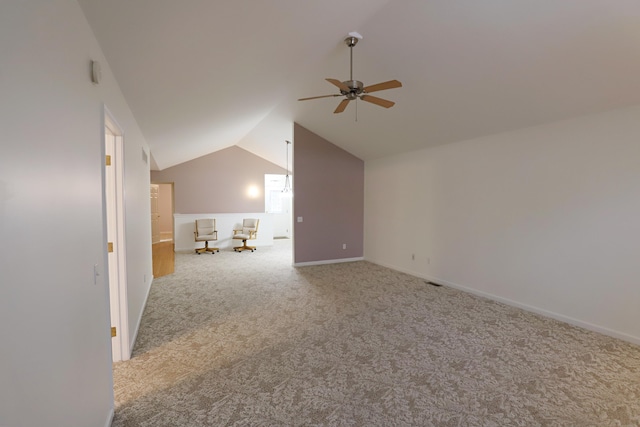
left=298, top=32, right=402, bottom=114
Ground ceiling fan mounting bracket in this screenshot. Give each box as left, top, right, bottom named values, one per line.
left=345, top=36, right=360, bottom=48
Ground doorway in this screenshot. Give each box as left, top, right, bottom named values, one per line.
left=151, top=182, right=175, bottom=278
left=265, top=174, right=292, bottom=239
left=104, top=110, right=130, bottom=362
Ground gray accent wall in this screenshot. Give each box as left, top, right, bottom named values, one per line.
left=151, top=146, right=285, bottom=213
left=293, top=123, right=364, bottom=264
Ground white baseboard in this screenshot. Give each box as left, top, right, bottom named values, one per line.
left=104, top=408, right=114, bottom=427
left=128, top=276, right=153, bottom=359
left=294, top=257, right=364, bottom=267
left=368, top=259, right=640, bottom=346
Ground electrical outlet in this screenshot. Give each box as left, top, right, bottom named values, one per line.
left=343, top=243, right=347, bottom=250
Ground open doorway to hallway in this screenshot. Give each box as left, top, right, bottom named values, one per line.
left=151, top=182, right=175, bottom=278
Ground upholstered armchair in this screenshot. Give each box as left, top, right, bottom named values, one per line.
left=232, top=218, right=259, bottom=252
left=194, top=218, right=219, bottom=254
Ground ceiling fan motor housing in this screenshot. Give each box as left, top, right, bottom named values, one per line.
left=341, top=80, right=364, bottom=99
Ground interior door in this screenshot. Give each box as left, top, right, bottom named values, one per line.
left=105, top=126, right=121, bottom=362
left=104, top=111, right=130, bottom=362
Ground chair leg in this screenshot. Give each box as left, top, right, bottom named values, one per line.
left=195, top=241, right=206, bottom=254
left=206, top=246, right=219, bottom=254
left=233, top=239, right=256, bottom=252
left=196, top=241, right=219, bottom=254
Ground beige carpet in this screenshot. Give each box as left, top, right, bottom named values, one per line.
left=112, top=239, right=640, bottom=426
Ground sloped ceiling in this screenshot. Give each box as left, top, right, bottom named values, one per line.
left=78, top=0, right=640, bottom=171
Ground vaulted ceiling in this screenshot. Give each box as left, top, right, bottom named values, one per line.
left=78, top=0, right=640, bottom=171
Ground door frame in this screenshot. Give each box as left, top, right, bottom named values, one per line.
left=104, top=106, right=130, bottom=361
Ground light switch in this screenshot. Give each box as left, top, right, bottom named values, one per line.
left=297, top=216, right=303, bottom=223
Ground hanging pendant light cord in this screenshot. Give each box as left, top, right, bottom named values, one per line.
left=283, top=140, right=291, bottom=193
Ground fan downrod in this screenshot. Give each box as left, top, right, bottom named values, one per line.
left=342, top=35, right=363, bottom=98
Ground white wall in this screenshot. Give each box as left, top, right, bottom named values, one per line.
left=0, top=1, right=152, bottom=426
left=365, top=105, right=640, bottom=344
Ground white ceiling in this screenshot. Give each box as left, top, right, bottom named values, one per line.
left=78, top=0, right=640, bottom=171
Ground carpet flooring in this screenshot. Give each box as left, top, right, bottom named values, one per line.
left=112, top=239, right=640, bottom=426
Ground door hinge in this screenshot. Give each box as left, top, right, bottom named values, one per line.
left=106, top=155, right=111, bottom=166
left=111, top=326, right=117, bottom=337
left=108, top=242, right=114, bottom=253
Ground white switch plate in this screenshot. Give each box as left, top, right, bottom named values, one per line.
left=297, top=216, right=303, bottom=222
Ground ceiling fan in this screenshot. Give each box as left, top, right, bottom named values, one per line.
left=298, top=32, right=402, bottom=114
